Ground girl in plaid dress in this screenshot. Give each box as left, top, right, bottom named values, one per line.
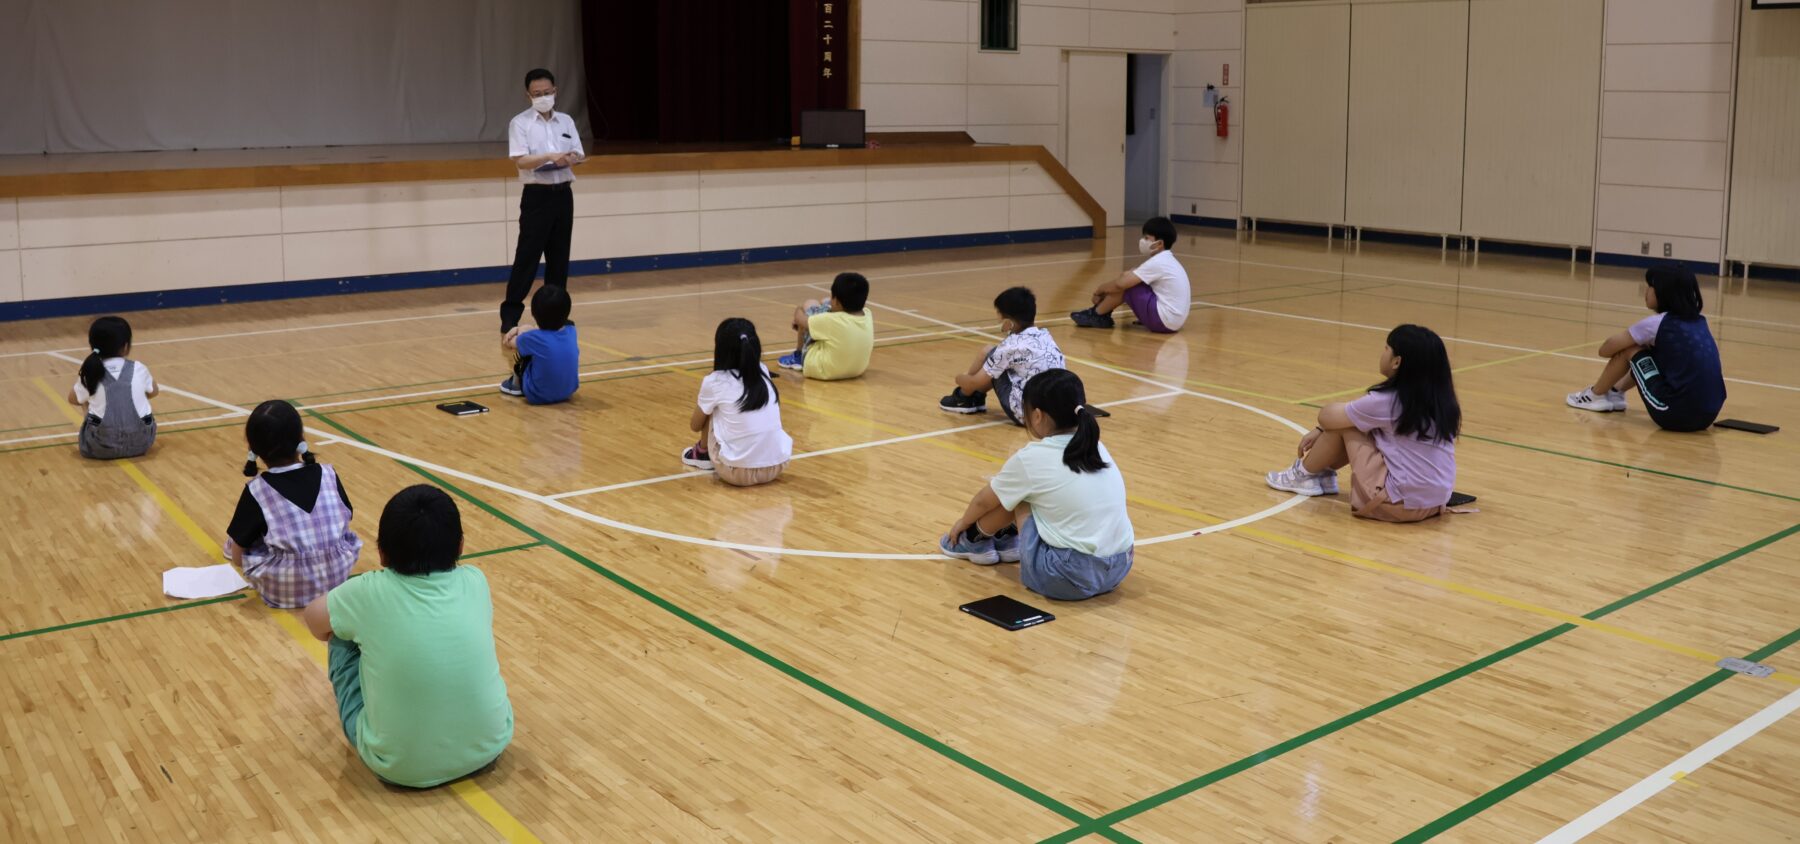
left=224, top=400, right=361, bottom=608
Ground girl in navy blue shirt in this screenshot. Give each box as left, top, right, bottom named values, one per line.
left=1566, top=265, right=1724, bottom=432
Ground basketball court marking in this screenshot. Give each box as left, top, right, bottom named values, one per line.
left=1033, top=522, right=1800, bottom=844
left=1536, top=683, right=1800, bottom=843
left=26, top=376, right=540, bottom=843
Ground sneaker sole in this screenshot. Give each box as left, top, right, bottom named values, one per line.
left=997, top=549, right=1021, bottom=564
left=939, top=405, right=987, bottom=415
left=681, top=458, right=714, bottom=470
left=1566, top=399, right=1621, bottom=413
left=939, top=543, right=1000, bottom=565
left=498, top=387, right=523, bottom=397
left=1265, top=475, right=1326, bottom=497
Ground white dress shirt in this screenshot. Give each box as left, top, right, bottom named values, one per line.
left=508, top=108, right=584, bottom=185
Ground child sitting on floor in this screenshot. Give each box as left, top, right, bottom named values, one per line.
left=1069, top=216, right=1191, bottom=334
left=500, top=284, right=579, bottom=404
left=1264, top=324, right=1458, bottom=523
left=939, top=369, right=1135, bottom=601
left=682, top=318, right=793, bottom=487
left=939, top=286, right=1065, bottom=424
left=1565, top=264, right=1725, bottom=432
left=66, top=315, right=159, bottom=460
left=779, top=271, right=874, bottom=380
left=224, top=400, right=360, bottom=608
left=303, top=484, right=514, bottom=789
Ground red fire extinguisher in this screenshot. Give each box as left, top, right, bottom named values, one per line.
left=1214, top=96, right=1230, bottom=139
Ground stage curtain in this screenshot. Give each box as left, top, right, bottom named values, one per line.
left=583, top=0, right=790, bottom=143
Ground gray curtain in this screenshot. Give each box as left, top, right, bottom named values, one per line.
left=0, top=0, right=589, bottom=153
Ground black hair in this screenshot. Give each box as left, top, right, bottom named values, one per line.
left=994, top=286, right=1036, bottom=326
left=80, top=316, right=133, bottom=396
left=1646, top=264, right=1703, bottom=318
left=524, top=68, right=556, bottom=89
left=831, top=272, right=870, bottom=312
left=1367, top=324, right=1460, bottom=443
left=377, top=485, right=463, bottom=576
left=1141, top=216, right=1177, bottom=251
left=713, top=317, right=778, bottom=412
left=531, top=284, right=572, bottom=331
left=1020, top=368, right=1108, bottom=473
left=242, top=399, right=315, bottom=477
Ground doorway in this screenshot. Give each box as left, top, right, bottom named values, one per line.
left=1125, top=53, right=1166, bottom=225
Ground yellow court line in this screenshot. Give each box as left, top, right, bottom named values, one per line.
left=28, top=377, right=541, bottom=843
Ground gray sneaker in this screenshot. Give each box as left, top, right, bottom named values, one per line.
left=1266, top=459, right=1326, bottom=496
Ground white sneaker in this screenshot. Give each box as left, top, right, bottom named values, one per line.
left=1266, top=459, right=1326, bottom=496
left=1567, top=387, right=1624, bottom=412
left=1317, top=471, right=1340, bottom=496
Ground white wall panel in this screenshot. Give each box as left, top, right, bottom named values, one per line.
left=969, top=124, right=1063, bottom=152
left=1010, top=162, right=1066, bottom=196
left=1346, top=0, right=1467, bottom=234
left=969, top=45, right=1062, bottom=86
left=1009, top=193, right=1090, bottom=230
left=1020, top=5, right=1092, bottom=46
left=283, top=223, right=504, bottom=281
left=861, top=84, right=971, bottom=128
left=863, top=0, right=969, bottom=43
left=1242, top=2, right=1348, bottom=224
left=1595, top=230, right=1721, bottom=264
left=1173, top=160, right=1238, bottom=202
left=1727, top=1, right=1800, bottom=267
left=569, top=212, right=700, bottom=261
left=1596, top=184, right=1726, bottom=238
left=23, top=236, right=284, bottom=299
left=0, top=250, right=21, bottom=302
left=1602, top=92, right=1732, bottom=142
left=868, top=163, right=1012, bottom=202
left=19, top=189, right=282, bottom=248
left=1173, top=124, right=1238, bottom=164
left=0, top=199, right=16, bottom=250
left=1462, top=0, right=1602, bottom=246
left=282, top=180, right=501, bottom=234
left=565, top=172, right=702, bottom=218
left=699, top=168, right=867, bottom=211
left=1095, top=0, right=1176, bottom=13
left=1090, top=10, right=1177, bottom=50
left=861, top=41, right=970, bottom=85
left=1605, top=0, right=1735, bottom=44
left=700, top=204, right=867, bottom=251
left=1176, top=10, right=1241, bottom=50
left=1598, top=139, right=1728, bottom=191
left=868, top=197, right=1012, bottom=239
left=1604, top=43, right=1734, bottom=92
left=969, top=84, right=1062, bottom=125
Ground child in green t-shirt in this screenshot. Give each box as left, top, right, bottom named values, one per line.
left=303, top=485, right=514, bottom=788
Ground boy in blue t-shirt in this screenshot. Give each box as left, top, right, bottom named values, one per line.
left=500, top=285, right=579, bottom=404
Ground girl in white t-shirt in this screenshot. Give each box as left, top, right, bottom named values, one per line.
left=939, top=369, right=1134, bottom=601
left=682, top=318, right=793, bottom=487
left=1070, top=216, right=1191, bottom=334
left=65, top=316, right=160, bottom=460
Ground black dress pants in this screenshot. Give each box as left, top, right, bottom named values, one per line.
left=500, top=182, right=574, bottom=332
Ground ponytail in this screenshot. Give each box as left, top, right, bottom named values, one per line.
left=80, top=316, right=133, bottom=395
left=242, top=400, right=310, bottom=476
left=713, top=317, right=777, bottom=412
left=1020, top=369, right=1109, bottom=474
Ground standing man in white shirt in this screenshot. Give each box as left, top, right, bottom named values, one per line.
left=501, top=68, right=585, bottom=334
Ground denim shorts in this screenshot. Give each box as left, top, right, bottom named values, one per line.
left=1018, top=516, right=1133, bottom=601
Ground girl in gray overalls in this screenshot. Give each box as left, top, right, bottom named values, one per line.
left=67, top=316, right=159, bottom=460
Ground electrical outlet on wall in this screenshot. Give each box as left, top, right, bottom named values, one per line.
left=1641, top=241, right=1650, bottom=255
left=1191, top=203, right=1197, bottom=214
left=1664, top=243, right=1673, bottom=258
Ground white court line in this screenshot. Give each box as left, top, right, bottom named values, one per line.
left=0, top=254, right=1112, bottom=360
left=1174, top=250, right=1800, bottom=332
left=1193, top=300, right=1800, bottom=393
left=547, top=389, right=1185, bottom=500
left=1537, top=684, right=1800, bottom=844
left=0, top=326, right=975, bottom=447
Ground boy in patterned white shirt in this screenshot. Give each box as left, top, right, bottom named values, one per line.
left=940, top=287, right=1067, bottom=425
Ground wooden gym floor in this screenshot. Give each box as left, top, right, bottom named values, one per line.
left=2, top=227, right=1797, bottom=843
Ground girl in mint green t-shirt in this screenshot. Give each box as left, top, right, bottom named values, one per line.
left=303, top=485, right=514, bottom=788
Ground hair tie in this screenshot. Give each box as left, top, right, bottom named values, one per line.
left=91, top=348, right=101, bottom=355
left=296, top=441, right=309, bottom=455
left=1074, top=404, right=1086, bottom=413
left=245, top=450, right=257, bottom=463
left=739, top=334, right=748, bottom=340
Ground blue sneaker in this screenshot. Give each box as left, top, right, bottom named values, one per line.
left=498, top=376, right=524, bottom=397
left=993, top=531, right=1021, bottom=563
left=939, top=533, right=1000, bottom=565
left=777, top=353, right=804, bottom=372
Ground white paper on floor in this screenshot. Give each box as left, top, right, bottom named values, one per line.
left=162, top=565, right=250, bottom=599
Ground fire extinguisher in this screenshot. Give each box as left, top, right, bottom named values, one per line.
left=1214, top=96, right=1230, bottom=139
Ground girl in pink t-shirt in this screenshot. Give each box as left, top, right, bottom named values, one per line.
left=1264, top=324, right=1460, bottom=522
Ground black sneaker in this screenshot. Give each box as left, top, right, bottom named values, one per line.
left=939, top=388, right=988, bottom=415
left=1070, top=308, right=1115, bottom=329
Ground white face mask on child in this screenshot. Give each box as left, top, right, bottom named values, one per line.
left=1138, top=237, right=1157, bottom=255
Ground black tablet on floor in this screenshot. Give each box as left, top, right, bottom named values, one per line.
left=437, top=401, right=489, bottom=416
left=1716, top=419, right=1779, bottom=435
left=960, top=595, right=1055, bottom=631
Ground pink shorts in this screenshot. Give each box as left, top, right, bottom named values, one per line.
left=1123, top=284, right=1174, bottom=334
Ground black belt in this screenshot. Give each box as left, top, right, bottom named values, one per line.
left=524, top=182, right=572, bottom=191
